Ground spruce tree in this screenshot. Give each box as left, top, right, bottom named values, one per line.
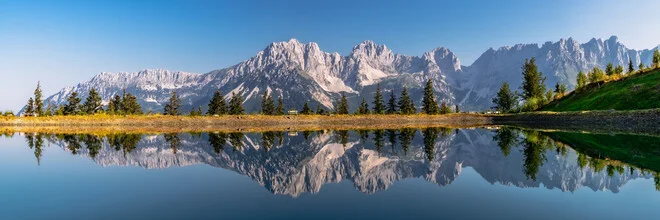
left=628, top=59, right=635, bottom=73
left=83, top=88, right=102, bottom=115
left=492, top=82, right=515, bottom=112
left=228, top=92, right=244, bottom=115
left=337, top=93, right=349, bottom=114
left=315, top=105, right=325, bottom=115
left=25, top=98, right=35, bottom=116
left=387, top=90, right=397, bottom=114
left=653, top=49, right=660, bottom=68
left=408, top=99, right=416, bottom=114
left=261, top=91, right=275, bottom=115
left=33, top=82, right=43, bottom=116
left=576, top=71, right=587, bottom=89
left=372, top=84, right=385, bottom=114
left=639, top=62, right=645, bottom=71
left=356, top=98, right=370, bottom=115
left=422, top=79, right=438, bottom=114
left=455, top=105, right=460, bottom=113
left=588, top=67, right=605, bottom=83
left=109, top=95, right=122, bottom=114
left=207, top=90, right=227, bottom=115
left=63, top=91, right=82, bottom=115
left=439, top=102, right=452, bottom=114
left=301, top=102, right=313, bottom=115
left=45, top=102, right=55, bottom=116
left=614, top=65, right=624, bottom=76
left=121, top=91, right=142, bottom=115
left=605, top=63, right=615, bottom=76
left=275, top=97, right=284, bottom=115
left=398, top=87, right=412, bottom=115
left=164, top=91, right=182, bottom=115
left=520, top=58, right=546, bottom=100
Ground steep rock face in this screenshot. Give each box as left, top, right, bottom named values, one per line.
left=46, top=129, right=650, bottom=197
left=37, top=36, right=658, bottom=113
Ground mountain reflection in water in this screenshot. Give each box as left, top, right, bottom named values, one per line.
left=17, top=127, right=660, bottom=197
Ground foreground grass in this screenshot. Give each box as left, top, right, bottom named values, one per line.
left=541, top=69, right=660, bottom=111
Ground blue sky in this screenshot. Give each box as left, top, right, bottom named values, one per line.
left=1, top=0, right=659, bottom=110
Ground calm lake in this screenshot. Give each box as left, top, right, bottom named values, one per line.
left=1, top=128, right=660, bottom=219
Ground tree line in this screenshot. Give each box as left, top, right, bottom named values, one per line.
left=493, top=49, right=660, bottom=112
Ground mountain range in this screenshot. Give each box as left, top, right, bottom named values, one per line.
left=37, top=36, right=660, bottom=113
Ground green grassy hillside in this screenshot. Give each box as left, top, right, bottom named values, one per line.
left=542, top=69, right=660, bottom=111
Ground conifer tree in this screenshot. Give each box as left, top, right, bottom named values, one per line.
left=398, top=87, right=413, bottom=115
left=207, top=90, right=227, bottom=115
left=83, top=88, right=103, bottom=115
left=588, top=67, right=605, bottom=83
left=228, top=92, right=244, bottom=115
left=63, top=91, right=82, bottom=115
left=337, top=93, right=349, bottom=114
left=639, top=62, right=645, bottom=71
left=492, top=82, right=516, bottom=112
left=261, top=91, right=275, bottom=115
left=164, top=91, right=182, bottom=115
left=653, top=49, right=660, bottom=68
left=614, top=65, right=624, bottom=76
left=33, top=82, right=43, bottom=116
left=275, top=97, right=284, bottom=115
left=315, top=105, right=325, bottom=115
left=422, top=79, right=439, bottom=114
left=356, top=98, right=370, bottom=115
left=455, top=105, right=460, bottom=113
left=520, top=58, right=546, bottom=100
left=387, top=90, right=397, bottom=114
left=44, top=102, right=55, bottom=116
left=439, top=102, right=452, bottom=114
left=408, top=99, right=416, bottom=114
left=372, top=84, right=385, bottom=114
left=301, top=102, right=313, bottom=115
left=121, top=91, right=142, bottom=115
left=108, top=95, right=122, bottom=114
left=25, top=98, right=35, bottom=116
left=576, top=71, right=587, bottom=89
left=605, top=63, right=615, bottom=76
left=628, top=59, right=635, bottom=73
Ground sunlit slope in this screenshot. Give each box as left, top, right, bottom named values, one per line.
left=542, top=69, right=660, bottom=111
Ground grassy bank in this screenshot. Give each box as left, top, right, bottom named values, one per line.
left=541, top=69, right=660, bottom=111
left=0, top=113, right=491, bottom=133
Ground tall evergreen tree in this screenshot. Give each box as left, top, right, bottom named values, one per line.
left=228, top=92, right=244, bottom=115
left=576, top=71, right=587, bottom=89
left=454, top=105, right=460, bottom=113
left=33, top=82, right=43, bottom=116
left=275, top=97, right=285, bottom=115
left=439, top=102, right=452, bottom=114
left=520, top=58, right=546, bottom=100
left=628, top=59, right=635, bottom=73
left=614, top=65, right=624, bottom=76
left=261, top=91, right=275, bottom=115
left=356, top=98, right=370, bottom=115
left=386, top=90, right=397, bottom=114
left=588, top=67, right=605, bottom=83
left=301, top=102, right=313, bottom=115
left=492, top=82, right=516, bottom=112
left=25, top=98, right=35, bottom=116
left=398, top=87, right=413, bottom=115
left=605, top=63, right=615, bottom=76
left=121, top=91, right=142, bottom=115
left=422, top=79, right=439, bottom=114
left=315, top=104, right=325, bottom=115
left=639, top=62, right=645, bottom=71
left=44, top=102, right=55, bottom=116
left=63, top=91, right=82, bottom=115
left=372, top=84, right=385, bottom=114
left=83, top=88, right=103, bottom=114
left=207, top=90, right=227, bottom=115
left=108, top=95, right=122, bottom=114
left=337, top=93, right=349, bottom=114
left=653, top=49, right=660, bottom=68
left=164, top=91, right=182, bottom=115
left=409, top=99, right=416, bottom=114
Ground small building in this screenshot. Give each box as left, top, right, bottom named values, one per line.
left=287, top=110, right=298, bottom=115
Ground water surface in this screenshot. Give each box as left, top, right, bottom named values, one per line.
left=1, top=128, right=660, bottom=219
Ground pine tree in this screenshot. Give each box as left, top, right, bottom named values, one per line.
left=25, top=98, right=35, bottom=116
left=628, top=59, right=635, bottom=73
left=653, top=49, right=660, bottom=68
left=408, top=99, right=416, bottom=114
left=301, top=102, right=313, bottom=115
left=372, top=84, right=385, bottom=114
left=576, top=71, right=587, bottom=89
left=605, top=63, right=615, bottom=76
left=356, top=98, right=370, bottom=115
left=422, top=79, right=439, bottom=114
left=228, top=92, right=244, bottom=115
left=439, top=102, right=452, bottom=114
left=337, top=93, right=349, bottom=114
left=63, top=91, right=82, bottom=115
left=33, top=82, right=43, bottom=116
left=261, top=91, right=275, bottom=115
left=164, top=91, right=182, bottom=115
left=108, top=95, right=122, bottom=114
left=207, top=90, right=227, bottom=115
left=454, top=105, right=460, bottom=113
left=315, top=105, right=325, bottom=115
left=387, top=90, right=397, bottom=114
left=189, top=106, right=203, bottom=116
left=121, top=91, right=142, bottom=115
left=275, top=97, right=284, bottom=115
left=83, top=88, right=103, bottom=115
left=492, top=82, right=515, bottom=112
left=639, top=62, right=645, bottom=71
left=588, top=67, right=605, bottom=83
left=614, top=65, right=624, bottom=76
left=398, top=87, right=412, bottom=115
left=520, top=58, right=546, bottom=100
left=44, top=102, right=55, bottom=116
